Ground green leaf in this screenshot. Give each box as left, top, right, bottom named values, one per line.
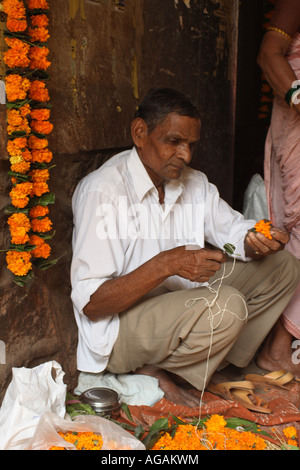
left=30, top=192, right=55, bottom=206
left=9, top=244, right=37, bottom=252
left=4, top=205, right=29, bottom=215
left=223, top=243, right=236, bottom=255
left=34, top=258, right=59, bottom=270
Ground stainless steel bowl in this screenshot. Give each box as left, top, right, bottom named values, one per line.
left=80, top=387, right=121, bottom=416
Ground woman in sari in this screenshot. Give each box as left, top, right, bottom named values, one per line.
left=257, top=0, right=300, bottom=375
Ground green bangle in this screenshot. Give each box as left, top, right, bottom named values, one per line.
left=285, top=85, right=300, bottom=106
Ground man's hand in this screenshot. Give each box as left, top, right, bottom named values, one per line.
left=163, top=245, right=228, bottom=283
left=245, top=221, right=289, bottom=259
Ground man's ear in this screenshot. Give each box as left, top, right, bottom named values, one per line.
left=131, top=118, right=148, bottom=149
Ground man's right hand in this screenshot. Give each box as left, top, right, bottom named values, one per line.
left=162, top=245, right=228, bottom=283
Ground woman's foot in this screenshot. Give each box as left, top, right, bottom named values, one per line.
left=256, top=319, right=300, bottom=378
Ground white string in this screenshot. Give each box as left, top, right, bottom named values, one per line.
left=183, top=256, right=248, bottom=432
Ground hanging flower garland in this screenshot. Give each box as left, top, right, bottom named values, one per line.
left=3, top=0, right=56, bottom=287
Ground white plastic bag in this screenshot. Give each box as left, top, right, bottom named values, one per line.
left=0, top=361, right=66, bottom=450
left=26, top=412, right=145, bottom=450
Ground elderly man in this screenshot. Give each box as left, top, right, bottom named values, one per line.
left=71, top=88, right=300, bottom=407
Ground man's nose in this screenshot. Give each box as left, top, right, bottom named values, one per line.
left=178, top=143, right=193, bottom=163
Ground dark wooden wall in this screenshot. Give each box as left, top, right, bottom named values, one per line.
left=0, top=0, right=241, bottom=399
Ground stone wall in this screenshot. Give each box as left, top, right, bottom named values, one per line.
left=0, top=0, right=239, bottom=401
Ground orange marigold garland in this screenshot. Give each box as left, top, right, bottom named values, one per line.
left=151, top=415, right=267, bottom=451
left=3, top=0, right=56, bottom=286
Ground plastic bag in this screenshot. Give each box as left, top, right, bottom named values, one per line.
left=0, top=361, right=66, bottom=450
left=26, top=411, right=145, bottom=450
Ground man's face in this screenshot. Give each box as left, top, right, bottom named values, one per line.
left=134, top=112, right=201, bottom=186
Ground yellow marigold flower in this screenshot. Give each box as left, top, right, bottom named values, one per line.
left=31, top=216, right=52, bottom=233
left=10, top=155, right=23, bottom=165
left=29, top=46, right=51, bottom=71
left=30, top=108, right=50, bottom=121
left=31, top=148, right=53, bottom=163
left=27, top=0, right=49, bottom=10
left=29, top=234, right=51, bottom=259
left=5, top=74, right=31, bottom=102
left=29, top=205, right=49, bottom=218
left=30, top=119, right=53, bottom=135
left=6, top=250, right=32, bottom=276
left=28, top=135, right=48, bottom=149
left=3, top=0, right=26, bottom=19
left=28, top=80, right=50, bottom=102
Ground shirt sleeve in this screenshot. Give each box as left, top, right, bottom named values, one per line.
left=270, top=0, right=300, bottom=37
left=71, top=185, right=127, bottom=316
left=202, top=177, right=255, bottom=260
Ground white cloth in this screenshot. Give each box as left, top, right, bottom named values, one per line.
left=71, top=147, right=255, bottom=373
left=74, top=372, right=164, bottom=407
left=243, top=174, right=269, bottom=221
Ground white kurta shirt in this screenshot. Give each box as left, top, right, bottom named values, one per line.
left=71, top=147, right=255, bottom=372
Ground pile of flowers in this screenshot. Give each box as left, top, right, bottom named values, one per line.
left=3, top=0, right=56, bottom=286
left=151, top=415, right=267, bottom=451
left=51, top=431, right=104, bottom=451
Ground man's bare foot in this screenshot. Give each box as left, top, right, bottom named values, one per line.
left=135, top=365, right=200, bottom=408
left=257, top=319, right=300, bottom=378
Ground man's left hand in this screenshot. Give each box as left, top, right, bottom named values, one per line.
left=245, top=222, right=289, bottom=258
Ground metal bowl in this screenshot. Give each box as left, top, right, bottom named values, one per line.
left=80, top=387, right=121, bottom=417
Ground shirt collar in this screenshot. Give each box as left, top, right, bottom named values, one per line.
left=127, top=147, right=184, bottom=203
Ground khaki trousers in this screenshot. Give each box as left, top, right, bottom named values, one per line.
left=107, top=250, right=300, bottom=390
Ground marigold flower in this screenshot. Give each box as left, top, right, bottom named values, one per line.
left=28, top=80, right=50, bottom=102
left=10, top=155, right=24, bottom=165
left=31, top=216, right=52, bottom=233
left=152, top=415, right=267, bottom=451
left=8, top=212, right=31, bottom=240
left=11, top=161, right=31, bottom=174
left=254, top=219, right=272, bottom=239
left=50, top=432, right=103, bottom=451
left=30, top=119, right=53, bottom=135
left=27, top=0, right=49, bottom=10
left=6, top=250, right=32, bottom=276
left=30, top=108, right=50, bottom=121
left=28, top=26, right=50, bottom=43
left=21, top=148, right=32, bottom=162
left=7, top=18, right=27, bottom=32
left=29, top=46, right=51, bottom=71
left=28, top=135, right=48, bottom=149
left=283, top=426, right=297, bottom=440
left=5, top=74, right=31, bottom=102
left=31, top=148, right=53, bottom=163
left=3, top=0, right=26, bottom=19
left=29, top=205, right=49, bottom=218
left=7, top=109, right=31, bottom=135
left=30, top=169, right=49, bottom=182
left=10, top=181, right=33, bottom=208
left=4, top=38, right=30, bottom=69
left=7, top=136, right=28, bottom=157
left=29, top=234, right=51, bottom=259
left=31, top=181, right=49, bottom=197
left=31, top=13, right=49, bottom=28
